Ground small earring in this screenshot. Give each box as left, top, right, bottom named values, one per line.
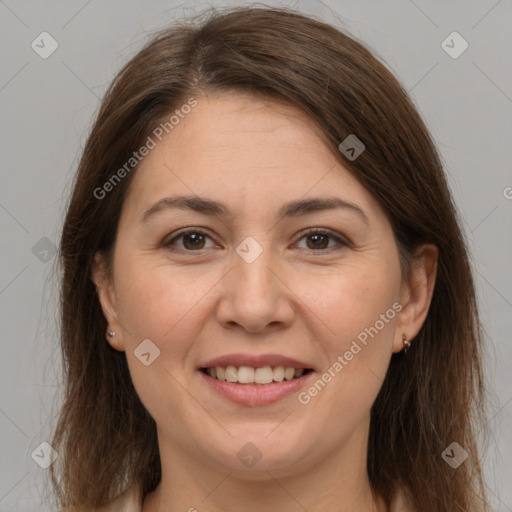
left=402, top=334, right=410, bottom=353
left=107, top=329, right=116, bottom=338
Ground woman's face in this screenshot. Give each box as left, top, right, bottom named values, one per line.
left=94, top=92, right=427, bottom=479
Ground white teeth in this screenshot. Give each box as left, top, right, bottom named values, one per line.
left=225, top=365, right=238, bottom=383
left=237, top=366, right=255, bottom=383
left=284, top=367, right=295, bottom=381
left=255, top=366, right=273, bottom=384
left=273, top=365, right=285, bottom=382
left=206, top=365, right=308, bottom=384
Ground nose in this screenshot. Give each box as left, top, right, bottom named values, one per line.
left=215, top=241, right=295, bottom=334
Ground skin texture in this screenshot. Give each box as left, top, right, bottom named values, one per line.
left=93, top=92, right=437, bottom=512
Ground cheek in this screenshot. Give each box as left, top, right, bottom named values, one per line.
left=303, top=262, right=399, bottom=347
left=113, top=256, right=219, bottom=353
left=112, top=259, right=206, bottom=416
left=294, top=263, right=400, bottom=416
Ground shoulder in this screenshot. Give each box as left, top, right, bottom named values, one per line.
left=98, top=484, right=142, bottom=512
left=60, top=484, right=411, bottom=512
left=389, top=487, right=416, bottom=512
left=60, top=484, right=142, bottom=512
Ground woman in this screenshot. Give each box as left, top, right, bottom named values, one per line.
left=51, top=6, right=489, bottom=511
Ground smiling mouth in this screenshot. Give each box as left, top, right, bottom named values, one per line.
left=200, top=365, right=313, bottom=385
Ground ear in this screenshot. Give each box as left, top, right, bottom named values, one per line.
left=392, top=243, right=438, bottom=353
left=91, top=252, right=125, bottom=351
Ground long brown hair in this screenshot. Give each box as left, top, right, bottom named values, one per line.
left=51, top=6, right=488, bottom=511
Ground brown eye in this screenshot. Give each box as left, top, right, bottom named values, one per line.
left=181, top=232, right=206, bottom=250
left=306, top=233, right=330, bottom=250
left=296, top=229, right=347, bottom=252
left=164, top=230, right=215, bottom=251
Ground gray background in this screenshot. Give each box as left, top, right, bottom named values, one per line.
left=0, top=0, right=511, bottom=510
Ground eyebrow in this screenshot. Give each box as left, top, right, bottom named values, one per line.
left=141, top=195, right=369, bottom=225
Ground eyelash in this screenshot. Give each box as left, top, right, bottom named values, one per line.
left=163, top=227, right=349, bottom=254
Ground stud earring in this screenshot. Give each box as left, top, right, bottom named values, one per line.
left=402, top=334, right=410, bottom=353
left=107, top=330, right=116, bottom=338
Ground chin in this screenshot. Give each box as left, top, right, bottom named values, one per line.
left=200, top=428, right=316, bottom=477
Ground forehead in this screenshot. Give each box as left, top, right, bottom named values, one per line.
left=121, top=92, right=384, bottom=223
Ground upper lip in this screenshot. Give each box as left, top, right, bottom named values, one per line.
left=200, top=353, right=314, bottom=370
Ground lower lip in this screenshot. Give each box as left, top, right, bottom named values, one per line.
left=199, top=371, right=314, bottom=406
